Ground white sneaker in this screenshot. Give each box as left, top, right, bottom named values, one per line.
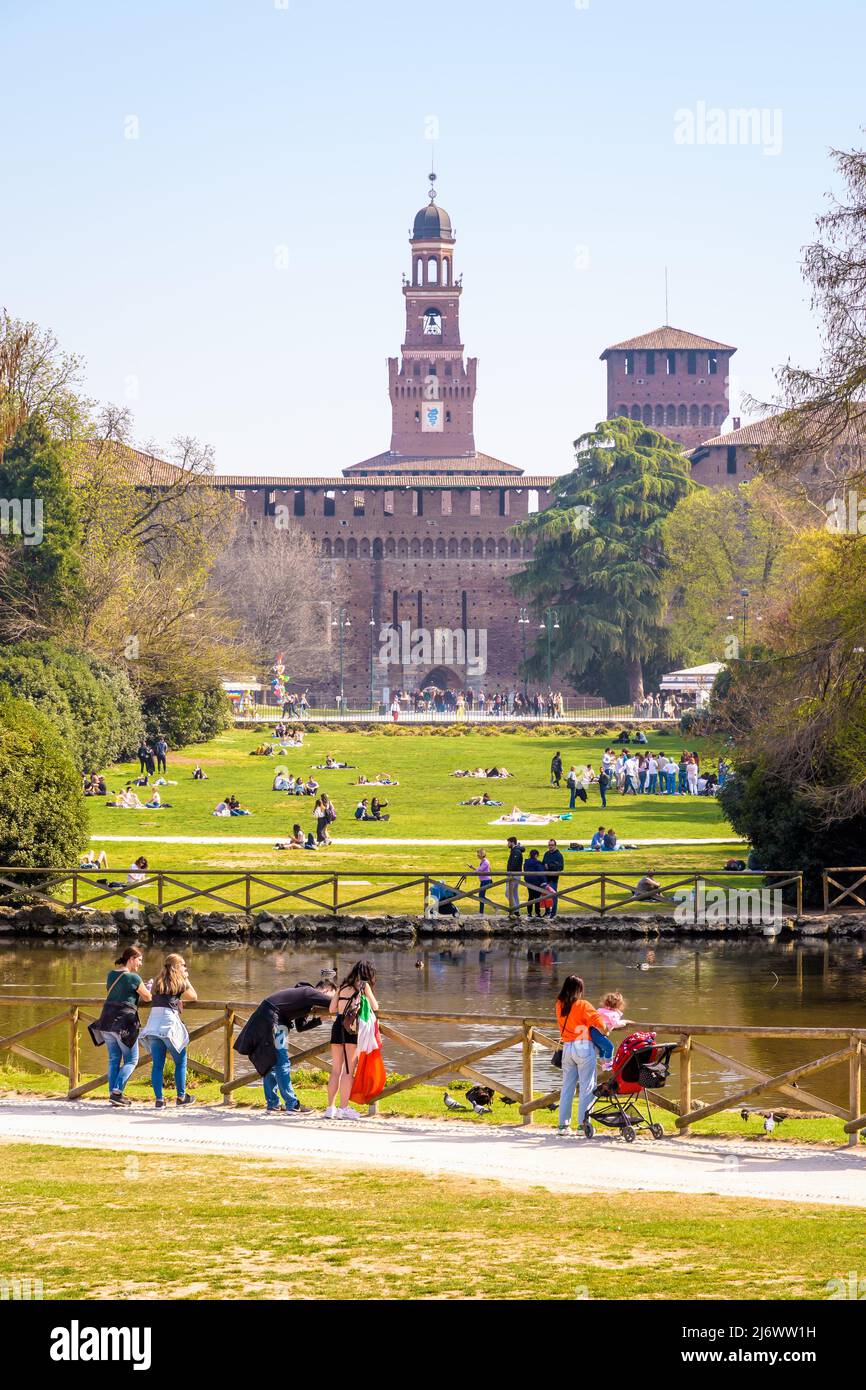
left=323, top=1105, right=338, bottom=1119
left=338, top=1107, right=360, bottom=1120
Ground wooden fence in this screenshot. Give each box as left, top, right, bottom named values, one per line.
left=823, top=868, right=866, bottom=911
left=0, top=867, right=803, bottom=919
left=0, top=997, right=862, bottom=1147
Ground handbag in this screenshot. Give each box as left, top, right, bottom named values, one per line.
left=87, top=971, right=128, bottom=1048
left=551, top=1007, right=568, bottom=1071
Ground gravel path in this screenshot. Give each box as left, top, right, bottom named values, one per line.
left=91, top=834, right=744, bottom=848
left=1, top=1098, right=863, bottom=1206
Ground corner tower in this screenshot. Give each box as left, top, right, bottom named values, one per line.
left=388, top=174, right=477, bottom=458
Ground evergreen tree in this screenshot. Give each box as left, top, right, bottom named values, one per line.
left=511, top=417, right=693, bottom=702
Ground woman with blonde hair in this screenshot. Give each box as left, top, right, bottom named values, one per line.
left=140, top=953, right=198, bottom=1109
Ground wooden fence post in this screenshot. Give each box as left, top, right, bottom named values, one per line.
left=522, top=1022, right=534, bottom=1125
left=678, top=1035, right=691, bottom=1132
left=223, top=1008, right=235, bottom=1105
left=849, top=1037, right=861, bottom=1149
left=67, top=1007, right=80, bottom=1099
left=823, top=872, right=829, bottom=912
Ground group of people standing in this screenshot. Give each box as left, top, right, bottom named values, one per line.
left=94, top=949, right=380, bottom=1120
left=551, top=748, right=726, bottom=808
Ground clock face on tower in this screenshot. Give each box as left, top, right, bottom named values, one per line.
left=423, top=308, right=442, bottom=335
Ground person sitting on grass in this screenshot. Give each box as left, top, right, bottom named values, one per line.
left=144, top=789, right=163, bottom=809
left=213, top=798, right=230, bottom=816
left=589, top=826, right=606, bottom=851
left=602, top=827, right=618, bottom=851
left=272, top=766, right=290, bottom=791
left=226, top=794, right=250, bottom=816
left=192, top=764, right=207, bottom=780
left=354, top=797, right=369, bottom=820
left=633, top=869, right=676, bottom=904
left=303, top=775, right=319, bottom=796
left=370, top=796, right=389, bottom=821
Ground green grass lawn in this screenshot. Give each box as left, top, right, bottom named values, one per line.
left=70, top=727, right=743, bottom=912
left=0, top=1141, right=859, bottom=1299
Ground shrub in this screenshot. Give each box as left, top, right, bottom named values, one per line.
left=0, top=695, right=88, bottom=867
left=144, top=683, right=231, bottom=747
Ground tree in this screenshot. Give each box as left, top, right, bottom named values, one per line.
left=0, top=309, right=86, bottom=458
left=211, top=520, right=337, bottom=676
left=662, top=478, right=803, bottom=665
left=511, top=417, right=693, bottom=701
left=0, top=415, right=82, bottom=640
left=0, top=695, right=89, bottom=868
left=749, top=144, right=866, bottom=489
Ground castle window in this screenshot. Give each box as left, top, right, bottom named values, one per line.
left=630, top=404, right=641, bottom=420
left=413, top=490, right=423, bottom=517
left=666, top=352, right=676, bottom=375
left=265, top=490, right=276, bottom=517
left=726, top=446, right=737, bottom=475
left=293, top=490, right=305, bottom=517
left=323, top=490, right=336, bottom=518
left=687, top=351, right=697, bottom=375
left=689, top=405, right=700, bottom=425
left=423, top=307, right=441, bottom=335
left=654, top=405, right=664, bottom=426
left=413, top=363, right=421, bottom=376
left=645, top=351, right=655, bottom=375
left=441, top=490, right=452, bottom=515
left=666, top=405, right=676, bottom=425
left=461, top=591, right=468, bottom=631
left=383, top=490, right=394, bottom=516
left=392, top=590, right=399, bottom=626
left=642, top=404, right=653, bottom=424
left=417, top=591, right=423, bottom=625
left=499, top=488, right=509, bottom=516
left=708, top=353, right=719, bottom=375
left=353, top=492, right=365, bottom=517
left=427, top=257, right=439, bottom=284
left=678, top=405, right=687, bottom=425
left=527, top=489, right=539, bottom=514
left=624, top=353, right=635, bottom=375
left=470, top=489, right=481, bottom=516
left=445, top=410, right=451, bottom=423
left=444, top=363, right=452, bottom=377
left=701, top=405, right=711, bottom=427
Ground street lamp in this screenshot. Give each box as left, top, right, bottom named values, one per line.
left=331, top=607, right=351, bottom=709
left=517, top=607, right=531, bottom=697
left=538, top=608, right=560, bottom=688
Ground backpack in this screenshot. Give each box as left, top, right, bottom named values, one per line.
left=340, top=986, right=364, bottom=1032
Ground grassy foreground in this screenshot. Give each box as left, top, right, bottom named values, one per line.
left=0, top=1142, right=860, bottom=1299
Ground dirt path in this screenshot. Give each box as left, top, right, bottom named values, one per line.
left=1, top=1098, right=863, bottom=1206
left=91, top=834, right=744, bottom=848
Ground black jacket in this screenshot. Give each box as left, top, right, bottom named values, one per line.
left=234, top=986, right=331, bottom=1077
left=96, top=1000, right=140, bottom=1048
left=542, top=848, right=564, bottom=879
left=523, top=857, right=545, bottom=889
left=506, top=844, right=524, bottom=873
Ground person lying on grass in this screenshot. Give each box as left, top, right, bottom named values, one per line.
left=192, top=764, right=207, bottom=780
left=459, top=792, right=503, bottom=806
left=312, top=756, right=356, bottom=770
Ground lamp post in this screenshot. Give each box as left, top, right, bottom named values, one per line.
left=369, top=609, right=376, bottom=712
left=739, top=588, right=749, bottom=648
left=331, top=607, right=351, bottom=709
left=517, top=607, right=531, bottom=698
left=538, top=608, right=560, bottom=688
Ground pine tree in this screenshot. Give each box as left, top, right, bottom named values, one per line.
left=511, top=416, right=693, bottom=702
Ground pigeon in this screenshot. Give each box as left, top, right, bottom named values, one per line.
left=444, top=1091, right=469, bottom=1111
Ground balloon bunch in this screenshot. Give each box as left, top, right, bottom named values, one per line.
left=271, top=653, right=289, bottom=704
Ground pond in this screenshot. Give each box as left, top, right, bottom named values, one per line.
left=1, top=937, right=863, bottom=1108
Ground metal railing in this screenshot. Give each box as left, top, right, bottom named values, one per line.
left=232, top=704, right=685, bottom=725
left=0, top=997, right=862, bottom=1146
left=0, top=868, right=803, bottom=919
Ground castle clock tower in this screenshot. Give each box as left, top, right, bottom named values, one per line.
left=388, top=174, right=477, bottom=458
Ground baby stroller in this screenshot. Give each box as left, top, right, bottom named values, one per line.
left=583, top=1031, right=676, bottom=1142
left=426, top=879, right=462, bottom=918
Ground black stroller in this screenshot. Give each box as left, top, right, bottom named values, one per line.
left=583, top=1031, right=676, bottom=1142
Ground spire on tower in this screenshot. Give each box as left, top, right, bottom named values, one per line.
left=428, top=169, right=437, bottom=203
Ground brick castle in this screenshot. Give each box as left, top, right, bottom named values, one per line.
left=206, top=176, right=743, bottom=703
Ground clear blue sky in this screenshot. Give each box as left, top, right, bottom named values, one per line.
left=3, top=0, right=863, bottom=476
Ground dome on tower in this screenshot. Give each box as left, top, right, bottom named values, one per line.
left=412, top=201, right=453, bottom=240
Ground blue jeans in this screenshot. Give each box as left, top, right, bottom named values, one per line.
left=667, top=770, right=677, bottom=794
left=263, top=1024, right=300, bottom=1111
left=558, top=1040, right=597, bottom=1128
left=148, top=1036, right=188, bottom=1101
left=106, top=1034, right=139, bottom=1094
left=648, top=773, right=658, bottom=794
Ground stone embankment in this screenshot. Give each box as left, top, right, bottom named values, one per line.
left=0, top=905, right=862, bottom=941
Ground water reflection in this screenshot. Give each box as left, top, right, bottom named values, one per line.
left=1, top=938, right=864, bottom=1106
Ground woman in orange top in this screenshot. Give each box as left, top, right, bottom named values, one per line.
left=555, top=975, right=608, bottom=1133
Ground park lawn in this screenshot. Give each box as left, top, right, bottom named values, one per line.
left=1, top=1066, right=856, bottom=1145
left=75, top=727, right=742, bottom=912
left=0, top=1141, right=859, bottom=1299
